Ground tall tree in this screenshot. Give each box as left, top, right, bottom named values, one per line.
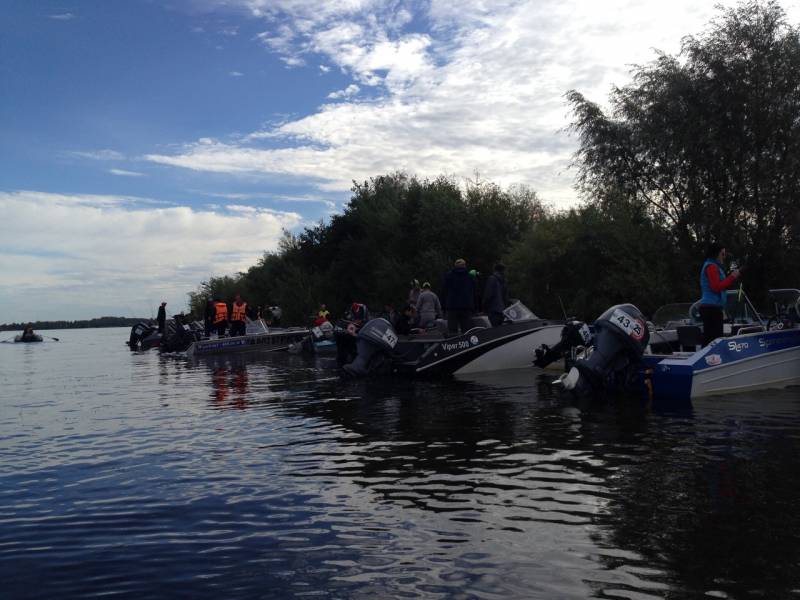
left=568, top=0, right=800, bottom=296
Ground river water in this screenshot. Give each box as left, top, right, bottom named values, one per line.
left=1, top=327, right=799, bottom=599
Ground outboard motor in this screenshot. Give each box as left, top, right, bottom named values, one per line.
left=128, top=321, right=158, bottom=350
left=342, top=318, right=398, bottom=377
left=160, top=314, right=202, bottom=353
left=534, top=320, right=593, bottom=369
left=557, top=304, right=650, bottom=395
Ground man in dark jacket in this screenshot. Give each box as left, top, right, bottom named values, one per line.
left=442, top=258, right=475, bottom=335
left=483, top=264, right=510, bottom=327
left=157, top=302, right=167, bottom=333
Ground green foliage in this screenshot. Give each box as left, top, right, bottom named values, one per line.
left=189, top=173, right=544, bottom=324
left=567, top=0, right=800, bottom=298
left=507, top=201, right=687, bottom=319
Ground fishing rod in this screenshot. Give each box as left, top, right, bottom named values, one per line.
left=729, top=256, right=764, bottom=326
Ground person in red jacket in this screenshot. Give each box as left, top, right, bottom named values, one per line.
left=699, top=243, right=742, bottom=346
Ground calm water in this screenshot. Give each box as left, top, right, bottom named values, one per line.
left=2, top=327, right=800, bottom=599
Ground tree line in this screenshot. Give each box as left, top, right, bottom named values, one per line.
left=0, top=317, right=146, bottom=331
left=188, top=1, right=800, bottom=325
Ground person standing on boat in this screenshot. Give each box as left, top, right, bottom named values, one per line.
left=213, top=297, right=229, bottom=337
left=415, top=282, right=441, bottom=329
left=699, top=243, right=742, bottom=346
left=408, top=279, right=422, bottom=306
left=230, top=294, right=248, bottom=337
left=483, top=264, right=510, bottom=327
left=204, top=298, right=215, bottom=337
left=442, top=258, right=475, bottom=335
left=156, top=301, right=167, bottom=334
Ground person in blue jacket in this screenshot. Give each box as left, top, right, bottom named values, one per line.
left=442, top=258, right=475, bottom=335
left=699, top=243, right=741, bottom=346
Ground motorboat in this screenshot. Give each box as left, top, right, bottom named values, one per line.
left=186, top=325, right=310, bottom=358
left=338, top=302, right=564, bottom=377
left=14, top=333, right=43, bottom=343
left=641, top=288, right=800, bottom=402
left=542, top=289, right=800, bottom=403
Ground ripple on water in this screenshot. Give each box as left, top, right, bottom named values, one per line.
left=2, top=329, right=800, bottom=598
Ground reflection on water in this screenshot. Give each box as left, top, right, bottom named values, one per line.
left=1, top=327, right=800, bottom=599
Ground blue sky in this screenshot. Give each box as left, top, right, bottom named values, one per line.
left=3, top=0, right=799, bottom=322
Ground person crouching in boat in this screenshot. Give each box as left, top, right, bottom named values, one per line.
left=21, top=324, right=38, bottom=341
left=699, top=243, right=742, bottom=346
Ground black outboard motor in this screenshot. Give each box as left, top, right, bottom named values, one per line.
left=534, top=320, right=592, bottom=369
left=160, top=314, right=202, bottom=353
left=342, top=318, right=398, bottom=377
left=128, top=321, right=159, bottom=350
left=557, top=304, right=650, bottom=395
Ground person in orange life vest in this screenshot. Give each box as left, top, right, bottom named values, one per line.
left=698, top=242, right=742, bottom=346
left=213, top=297, right=229, bottom=337
left=230, top=293, right=248, bottom=337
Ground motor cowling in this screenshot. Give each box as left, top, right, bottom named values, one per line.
left=128, top=321, right=156, bottom=350
left=560, top=304, right=650, bottom=394
left=342, top=318, right=398, bottom=377
left=534, top=320, right=592, bottom=368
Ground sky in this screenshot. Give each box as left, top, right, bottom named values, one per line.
left=3, top=0, right=800, bottom=322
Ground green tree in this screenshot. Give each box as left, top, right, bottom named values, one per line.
left=567, top=0, right=800, bottom=299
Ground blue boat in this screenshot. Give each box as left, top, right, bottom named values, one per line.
left=545, top=289, right=800, bottom=404
left=642, top=327, right=800, bottom=403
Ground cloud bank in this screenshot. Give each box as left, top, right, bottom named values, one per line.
left=0, top=191, right=301, bottom=322
left=149, top=0, right=800, bottom=206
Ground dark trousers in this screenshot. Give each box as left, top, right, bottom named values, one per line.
left=699, top=305, right=724, bottom=346
left=215, top=322, right=227, bottom=337
left=157, top=319, right=165, bottom=334
left=447, top=310, right=473, bottom=335
left=230, top=320, right=246, bottom=337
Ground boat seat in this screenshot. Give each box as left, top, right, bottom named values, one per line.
left=676, top=325, right=703, bottom=352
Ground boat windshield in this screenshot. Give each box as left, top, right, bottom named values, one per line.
left=651, top=303, right=695, bottom=328
left=502, top=301, right=539, bottom=322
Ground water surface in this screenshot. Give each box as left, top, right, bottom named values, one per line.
left=2, top=327, right=799, bottom=599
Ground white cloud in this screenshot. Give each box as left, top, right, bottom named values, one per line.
left=0, top=191, right=302, bottom=322
left=71, top=149, right=125, bottom=161
left=48, top=12, right=75, bottom=20
left=327, top=83, right=360, bottom=99
left=229, top=70, right=245, bottom=76
left=156, top=0, right=800, bottom=207
left=109, top=168, right=145, bottom=177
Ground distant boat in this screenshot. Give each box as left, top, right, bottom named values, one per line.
left=14, top=333, right=43, bottom=343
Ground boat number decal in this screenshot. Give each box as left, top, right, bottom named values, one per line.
left=610, top=309, right=645, bottom=340
left=470, top=335, right=479, bottom=345
left=727, top=340, right=749, bottom=352
left=381, top=329, right=398, bottom=348
left=705, top=354, right=722, bottom=366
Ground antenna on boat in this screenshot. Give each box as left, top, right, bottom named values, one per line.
left=557, top=295, right=568, bottom=321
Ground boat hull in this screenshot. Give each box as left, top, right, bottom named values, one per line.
left=644, top=328, right=800, bottom=402
left=408, top=320, right=564, bottom=376
left=186, top=329, right=309, bottom=357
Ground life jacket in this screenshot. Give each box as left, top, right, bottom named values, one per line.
left=214, top=302, right=228, bottom=324
left=699, top=259, right=726, bottom=306
left=231, top=301, right=247, bottom=322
